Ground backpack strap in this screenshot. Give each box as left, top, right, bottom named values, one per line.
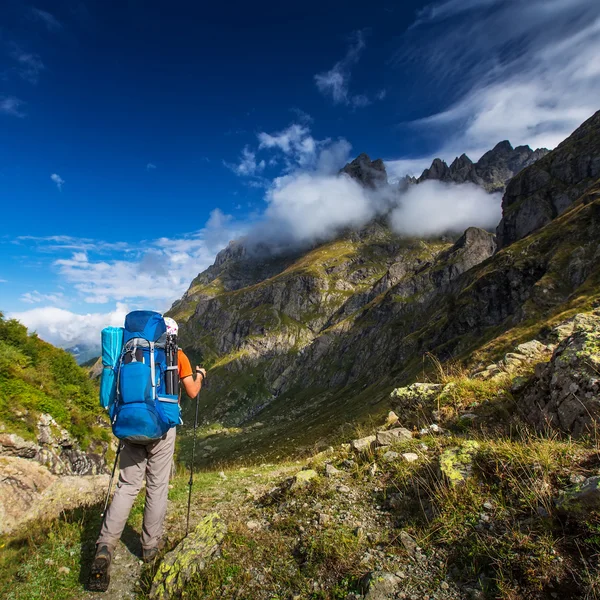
left=149, top=341, right=156, bottom=400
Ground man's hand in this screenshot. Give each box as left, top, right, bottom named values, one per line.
left=195, top=367, right=207, bottom=381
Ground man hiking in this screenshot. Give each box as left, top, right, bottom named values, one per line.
left=89, top=316, right=206, bottom=591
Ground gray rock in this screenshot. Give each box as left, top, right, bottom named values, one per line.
left=401, top=452, right=419, bottom=463
left=150, top=513, right=226, bottom=600
left=362, top=571, right=401, bottom=600
left=382, top=451, right=400, bottom=462
left=520, top=312, right=600, bottom=437
left=0, top=434, right=39, bottom=459
left=375, top=428, right=412, bottom=447
left=399, top=531, right=418, bottom=557
left=290, top=469, right=318, bottom=491
left=351, top=435, right=376, bottom=454
left=324, top=463, right=341, bottom=478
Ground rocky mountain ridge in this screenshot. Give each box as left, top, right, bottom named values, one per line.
left=413, top=140, right=549, bottom=192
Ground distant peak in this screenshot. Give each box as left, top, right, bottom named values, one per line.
left=491, top=140, right=513, bottom=153
left=341, top=153, right=387, bottom=188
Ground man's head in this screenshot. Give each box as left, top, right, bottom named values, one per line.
left=164, top=317, right=178, bottom=336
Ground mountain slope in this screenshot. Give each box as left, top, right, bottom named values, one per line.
left=169, top=111, right=600, bottom=466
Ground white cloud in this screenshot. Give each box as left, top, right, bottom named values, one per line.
left=397, top=0, right=600, bottom=156
left=31, top=7, right=63, bottom=32
left=258, top=124, right=320, bottom=168
left=10, top=303, right=130, bottom=348
left=0, top=96, right=25, bottom=118
left=16, top=235, right=131, bottom=254
left=50, top=173, right=65, bottom=191
left=21, top=290, right=67, bottom=307
left=389, top=180, right=502, bottom=237
left=256, top=173, right=375, bottom=247
left=47, top=209, right=245, bottom=306
left=224, top=146, right=266, bottom=177
left=146, top=162, right=157, bottom=171
left=315, top=31, right=373, bottom=108
left=0, top=279, right=7, bottom=283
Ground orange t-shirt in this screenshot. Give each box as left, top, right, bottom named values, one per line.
left=178, top=349, right=193, bottom=379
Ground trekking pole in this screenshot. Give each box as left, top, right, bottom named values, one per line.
left=98, top=442, right=122, bottom=536
left=186, top=388, right=201, bottom=536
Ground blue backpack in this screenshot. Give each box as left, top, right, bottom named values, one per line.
left=100, top=310, right=181, bottom=443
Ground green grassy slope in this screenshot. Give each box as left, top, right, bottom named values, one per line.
left=0, top=313, right=108, bottom=448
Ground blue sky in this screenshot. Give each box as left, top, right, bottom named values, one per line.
left=1, top=0, right=599, bottom=347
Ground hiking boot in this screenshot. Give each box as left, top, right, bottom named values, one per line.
left=142, top=539, right=165, bottom=563
left=88, top=544, right=112, bottom=592
left=142, top=546, right=160, bottom=563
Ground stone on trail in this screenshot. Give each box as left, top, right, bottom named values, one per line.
left=375, top=428, right=412, bottom=447
left=149, top=513, right=226, bottom=600
left=362, top=570, right=401, bottom=600
left=290, top=469, right=318, bottom=491
left=351, top=435, right=376, bottom=454
left=399, top=531, right=418, bottom=557
left=324, top=463, right=340, bottom=477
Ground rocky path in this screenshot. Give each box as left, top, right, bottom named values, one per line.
left=71, top=463, right=298, bottom=600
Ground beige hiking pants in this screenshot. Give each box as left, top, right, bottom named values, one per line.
left=97, top=427, right=176, bottom=551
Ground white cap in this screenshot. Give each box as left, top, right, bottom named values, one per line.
left=164, top=317, right=178, bottom=336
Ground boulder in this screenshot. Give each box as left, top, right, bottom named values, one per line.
left=0, top=433, right=39, bottom=459
left=0, top=456, right=108, bottom=535
left=390, top=383, right=442, bottom=407
left=324, top=463, right=340, bottom=478
left=351, top=435, right=376, bottom=454
left=439, top=441, right=480, bottom=486
left=375, top=428, right=412, bottom=447
left=520, top=312, right=600, bottom=437
left=150, top=513, right=226, bottom=600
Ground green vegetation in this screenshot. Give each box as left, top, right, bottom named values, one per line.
left=0, top=313, right=107, bottom=447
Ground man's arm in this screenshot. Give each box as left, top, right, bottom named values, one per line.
left=181, top=367, right=206, bottom=398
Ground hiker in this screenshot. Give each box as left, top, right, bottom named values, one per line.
left=89, top=315, right=206, bottom=591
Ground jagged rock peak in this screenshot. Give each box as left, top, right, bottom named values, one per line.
left=418, top=158, right=450, bottom=183
left=340, top=153, right=388, bottom=188
left=416, top=140, right=549, bottom=193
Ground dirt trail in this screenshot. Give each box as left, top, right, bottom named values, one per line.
left=74, top=464, right=297, bottom=599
